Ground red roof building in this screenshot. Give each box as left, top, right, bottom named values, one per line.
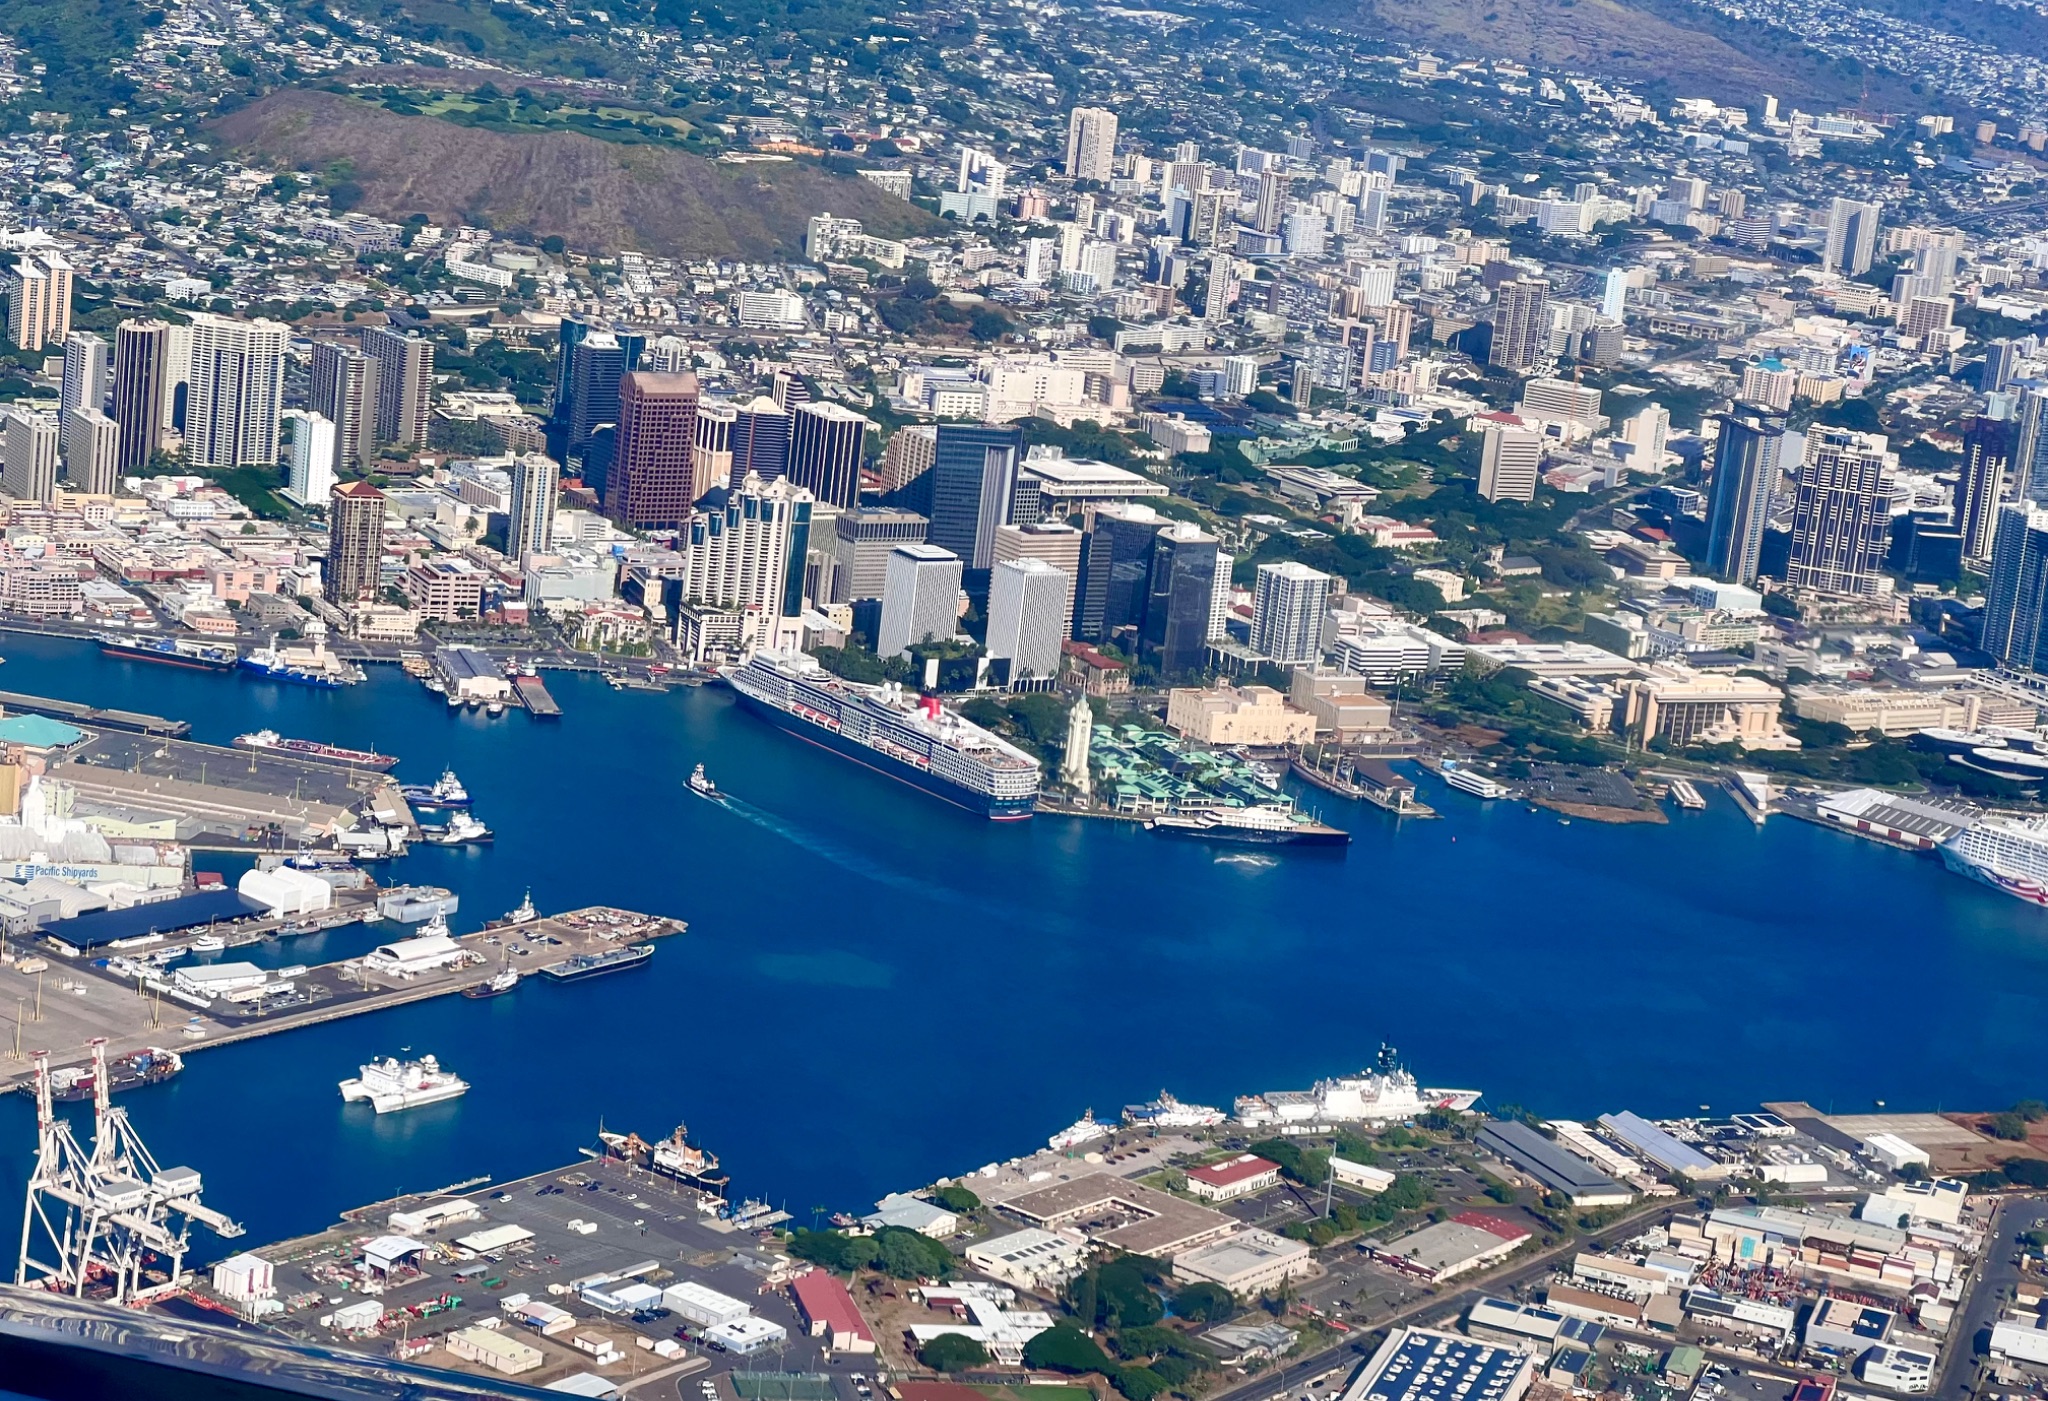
left=789, top=1270, right=877, bottom=1354
left=1184, top=1153, right=1282, bottom=1202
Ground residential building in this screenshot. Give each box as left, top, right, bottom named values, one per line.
left=0, top=409, right=59, bottom=503
left=326, top=481, right=387, bottom=603
left=1704, top=410, right=1786, bottom=586
left=675, top=472, right=813, bottom=658
left=607, top=371, right=699, bottom=530
left=1489, top=278, right=1551, bottom=374
left=282, top=410, right=337, bottom=506
left=788, top=401, right=869, bottom=509
left=1065, top=106, right=1119, bottom=182
left=1787, top=427, right=1892, bottom=597
left=61, top=408, right=118, bottom=495
left=1959, top=417, right=2013, bottom=564
left=310, top=340, right=378, bottom=472
left=1824, top=198, right=1883, bottom=275
left=59, top=331, right=109, bottom=428
left=1983, top=503, right=2048, bottom=672
left=994, top=521, right=1083, bottom=637
left=6, top=248, right=71, bottom=352
left=111, top=318, right=169, bottom=473
left=1479, top=422, right=1542, bottom=503
left=1250, top=561, right=1333, bottom=665
left=183, top=314, right=288, bottom=470
left=508, top=452, right=559, bottom=561
left=877, top=543, right=963, bottom=656
left=361, top=327, right=434, bottom=450
left=987, top=557, right=1068, bottom=684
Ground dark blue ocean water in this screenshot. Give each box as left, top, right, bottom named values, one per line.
left=0, top=632, right=2044, bottom=1254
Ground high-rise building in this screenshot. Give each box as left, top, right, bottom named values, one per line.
left=787, top=401, right=869, bottom=510
left=994, top=521, right=1083, bottom=637
left=878, top=543, right=964, bottom=657
left=1984, top=340, right=2025, bottom=396
left=1142, top=522, right=1220, bottom=677
left=1704, top=409, right=1786, bottom=585
left=61, top=407, right=119, bottom=495
left=326, top=481, right=387, bottom=603
left=1488, top=278, right=1551, bottom=374
left=1065, top=106, right=1119, bottom=183
left=676, top=471, right=814, bottom=655
left=1477, top=422, right=1542, bottom=503
left=1959, top=418, right=2014, bottom=565
left=183, top=314, right=288, bottom=470
left=1983, top=503, right=2048, bottom=672
left=987, top=557, right=1069, bottom=684
left=6, top=248, right=72, bottom=352
left=928, top=423, right=1024, bottom=576
left=1823, top=197, right=1883, bottom=276
left=731, top=396, right=791, bottom=483
left=1075, top=502, right=1162, bottom=642
left=59, top=331, right=109, bottom=418
left=111, top=318, right=168, bottom=473
left=1223, top=356, right=1260, bottom=399
left=2016, top=384, right=2048, bottom=503
left=1600, top=268, right=1629, bottom=322
left=880, top=424, right=938, bottom=499
left=692, top=400, right=736, bottom=499
left=0, top=408, right=59, bottom=503
left=282, top=409, right=337, bottom=506
left=568, top=332, right=629, bottom=449
left=607, top=371, right=699, bottom=530
left=833, top=507, right=929, bottom=602
left=1249, top=561, right=1332, bottom=665
left=1253, top=170, right=1289, bottom=234
left=1787, top=426, right=1892, bottom=597
left=361, top=327, right=434, bottom=450
left=310, top=340, right=379, bottom=472
left=508, top=452, right=560, bottom=561
left=769, top=369, right=811, bottom=413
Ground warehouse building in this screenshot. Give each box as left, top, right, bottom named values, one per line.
left=664, top=1281, right=753, bottom=1329
left=1805, top=1297, right=1896, bottom=1355
left=1597, top=1112, right=1730, bottom=1181
left=790, top=1271, right=876, bottom=1353
left=1466, top=1298, right=1565, bottom=1350
left=706, top=1316, right=788, bottom=1354
left=1477, top=1121, right=1633, bottom=1207
left=446, top=1324, right=543, bottom=1376
left=999, top=1172, right=1238, bottom=1257
left=1339, top=1327, right=1537, bottom=1401
left=1369, top=1213, right=1533, bottom=1283
left=1171, top=1229, right=1313, bottom=1296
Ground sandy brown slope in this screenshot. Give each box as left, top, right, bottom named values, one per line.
left=208, top=90, right=938, bottom=261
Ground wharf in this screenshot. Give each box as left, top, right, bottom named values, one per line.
left=0, top=906, right=684, bottom=1094
left=1292, top=754, right=1437, bottom=817
left=513, top=673, right=561, bottom=717
left=0, top=688, right=190, bottom=738
left=52, top=730, right=397, bottom=842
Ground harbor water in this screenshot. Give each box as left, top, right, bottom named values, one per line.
left=1, top=631, right=2046, bottom=1251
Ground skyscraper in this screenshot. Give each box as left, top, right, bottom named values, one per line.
left=5, top=248, right=71, bottom=353
left=731, top=397, right=791, bottom=483
left=1984, top=340, right=2025, bottom=397
left=59, top=331, right=109, bottom=418
left=1064, top=106, right=1119, bottom=183
left=61, top=408, right=119, bottom=495
left=1984, top=504, right=2048, bottom=672
left=111, top=318, right=168, bottom=474
left=1250, top=561, right=1332, bottom=665
left=282, top=409, right=337, bottom=506
left=994, top=521, right=1083, bottom=637
left=508, top=452, right=560, bottom=561
left=987, top=557, right=1069, bottom=685
left=607, top=370, right=699, bottom=530
left=2014, top=384, right=2048, bottom=503
left=1075, top=502, right=1163, bottom=642
left=880, top=424, right=938, bottom=499
left=183, top=314, right=288, bottom=470
left=1704, top=410, right=1786, bottom=586
left=878, top=543, right=964, bottom=657
left=928, top=423, right=1025, bottom=576
left=310, top=340, right=379, bottom=472
left=568, top=332, right=629, bottom=450
left=361, top=327, right=434, bottom=450
left=1142, top=522, right=1220, bottom=677
left=1823, top=198, right=1883, bottom=276
left=1488, top=278, right=1551, bottom=374
left=1477, top=422, right=1542, bottom=503
left=693, top=401, right=736, bottom=498
left=1959, top=417, right=2014, bottom=565
left=1786, top=426, right=1892, bottom=597
left=787, top=401, right=869, bottom=510
left=0, top=408, right=59, bottom=503
left=326, top=481, right=387, bottom=603
left=833, top=507, right=929, bottom=603
left=675, top=471, right=814, bottom=656
left=1600, top=268, right=1629, bottom=322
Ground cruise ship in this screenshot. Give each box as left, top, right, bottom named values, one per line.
left=96, top=633, right=238, bottom=670
left=1234, top=1045, right=1483, bottom=1127
left=1941, top=816, right=2048, bottom=907
left=1913, top=727, right=2048, bottom=786
left=339, top=1054, right=469, bottom=1113
left=726, top=650, right=1042, bottom=820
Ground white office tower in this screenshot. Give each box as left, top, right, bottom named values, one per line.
left=0, top=408, right=60, bottom=504
left=282, top=409, right=337, bottom=505
left=508, top=452, right=560, bottom=561
left=1065, top=106, right=1119, bottom=182
left=1823, top=197, right=1883, bottom=276
left=1600, top=268, right=1629, bottom=322
left=1060, top=696, right=1093, bottom=798
left=1223, top=356, right=1260, bottom=399
left=1209, top=549, right=1234, bottom=641
left=1357, top=187, right=1389, bottom=232
left=1478, top=422, right=1543, bottom=503
left=987, top=557, right=1068, bottom=685
left=61, top=408, right=119, bottom=495
left=1622, top=404, right=1670, bottom=469
left=60, top=331, right=110, bottom=417
left=1250, top=561, right=1332, bottom=664
left=183, top=314, right=288, bottom=469
left=878, top=543, right=963, bottom=657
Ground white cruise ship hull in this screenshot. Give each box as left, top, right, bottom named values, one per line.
left=1940, top=844, right=2048, bottom=907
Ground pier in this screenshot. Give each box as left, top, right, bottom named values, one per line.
left=0, top=688, right=190, bottom=738
left=513, top=673, right=561, bottom=717
left=0, top=906, right=685, bottom=1094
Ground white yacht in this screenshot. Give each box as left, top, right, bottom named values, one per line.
left=338, top=1054, right=469, bottom=1113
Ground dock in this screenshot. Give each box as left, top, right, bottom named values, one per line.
left=1292, top=754, right=1437, bottom=816
left=0, top=906, right=685, bottom=1094
left=0, top=688, right=190, bottom=737
left=513, top=673, right=561, bottom=717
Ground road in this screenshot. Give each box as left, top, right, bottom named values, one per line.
left=1936, top=1195, right=2048, bottom=1401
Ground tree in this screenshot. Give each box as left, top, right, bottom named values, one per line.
left=1988, top=1112, right=2029, bottom=1142
left=1114, top=1367, right=1169, bottom=1401
left=920, top=1333, right=988, bottom=1372
left=1024, top=1325, right=1116, bottom=1375
left=933, top=1184, right=980, bottom=1214
left=873, top=1226, right=952, bottom=1279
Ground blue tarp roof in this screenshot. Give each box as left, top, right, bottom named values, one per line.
left=45, top=889, right=268, bottom=950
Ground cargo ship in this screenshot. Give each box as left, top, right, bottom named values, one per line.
left=1941, top=816, right=2048, bottom=907
left=233, top=730, right=398, bottom=770
left=96, top=633, right=238, bottom=671
left=20, top=1047, right=184, bottom=1101
left=539, top=942, right=654, bottom=982
left=725, top=650, right=1041, bottom=820
left=1147, top=804, right=1350, bottom=846
left=339, top=1054, right=469, bottom=1113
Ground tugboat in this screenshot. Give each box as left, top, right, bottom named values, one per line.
left=421, top=811, right=492, bottom=845
left=462, top=952, right=521, bottom=999
left=487, top=890, right=538, bottom=929
left=400, top=769, right=471, bottom=809
left=687, top=764, right=723, bottom=800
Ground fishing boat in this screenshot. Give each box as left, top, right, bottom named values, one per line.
left=190, top=934, right=226, bottom=953
left=462, top=968, right=520, bottom=999
left=399, top=769, right=471, bottom=809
